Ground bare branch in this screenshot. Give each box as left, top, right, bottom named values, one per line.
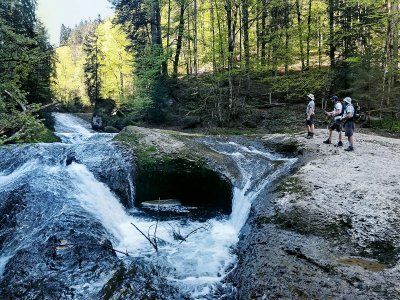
left=131, top=222, right=158, bottom=252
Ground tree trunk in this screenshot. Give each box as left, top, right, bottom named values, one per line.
left=296, top=0, right=305, bottom=71
left=256, top=0, right=260, bottom=61
left=186, top=4, right=192, bottom=74
left=392, top=0, right=399, bottom=81
left=261, top=0, right=267, bottom=66
left=226, top=0, right=235, bottom=70
left=328, top=0, right=335, bottom=69
left=166, top=0, right=172, bottom=48
left=193, top=0, right=198, bottom=75
left=242, top=0, right=250, bottom=72
left=284, top=0, right=290, bottom=74
left=173, top=2, right=186, bottom=78
left=225, top=0, right=238, bottom=117
left=150, top=0, right=167, bottom=75
left=318, top=15, right=322, bottom=69
left=306, top=0, right=312, bottom=69
left=209, top=0, right=217, bottom=72
left=239, top=6, right=242, bottom=63
left=95, top=34, right=100, bottom=103
left=214, top=0, right=225, bottom=69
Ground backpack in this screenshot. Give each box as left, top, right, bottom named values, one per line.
left=339, top=102, right=345, bottom=116
left=342, top=101, right=359, bottom=121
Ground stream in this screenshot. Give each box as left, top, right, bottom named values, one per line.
left=0, top=113, right=296, bottom=299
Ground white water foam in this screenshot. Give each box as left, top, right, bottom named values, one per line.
left=67, top=162, right=237, bottom=275
left=0, top=113, right=296, bottom=298
left=53, top=113, right=95, bottom=143
left=0, top=255, right=12, bottom=279
left=53, top=113, right=93, bottom=135
left=0, top=160, right=38, bottom=189
left=65, top=143, right=295, bottom=297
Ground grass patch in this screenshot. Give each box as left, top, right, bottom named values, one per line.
left=367, top=118, right=400, bottom=134
left=22, top=127, right=61, bottom=144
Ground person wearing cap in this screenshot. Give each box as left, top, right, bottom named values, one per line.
left=341, top=97, right=355, bottom=151
left=305, top=94, right=315, bottom=139
left=323, top=95, right=343, bottom=146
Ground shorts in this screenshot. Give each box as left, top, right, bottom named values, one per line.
left=329, top=119, right=342, bottom=132
left=344, top=121, right=355, bottom=137
left=306, top=115, right=315, bottom=126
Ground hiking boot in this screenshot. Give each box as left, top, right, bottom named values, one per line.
left=344, top=146, right=354, bottom=151
left=323, top=139, right=331, bottom=144
left=337, top=141, right=343, bottom=147
left=306, top=134, right=314, bottom=139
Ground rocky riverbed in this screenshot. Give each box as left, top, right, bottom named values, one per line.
left=2, top=113, right=399, bottom=299
left=0, top=115, right=294, bottom=299
left=231, top=129, right=400, bottom=299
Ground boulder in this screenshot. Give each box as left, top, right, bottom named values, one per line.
left=114, top=126, right=235, bottom=215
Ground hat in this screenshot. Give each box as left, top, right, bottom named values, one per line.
left=307, top=94, right=315, bottom=101
left=344, top=97, right=352, bottom=104
left=331, top=95, right=339, bottom=102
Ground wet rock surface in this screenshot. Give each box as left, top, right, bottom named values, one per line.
left=0, top=164, right=120, bottom=299
left=231, top=130, right=400, bottom=299
left=0, top=125, right=164, bottom=299
left=2, top=119, right=271, bottom=299
left=73, top=142, right=136, bottom=208
left=115, top=126, right=236, bottom=216
left=99, top=260, right=185, bottom=300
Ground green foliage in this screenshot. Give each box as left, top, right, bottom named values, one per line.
left=0, top=86, right=53, bottom=145
left=131, top=45, right=169, bottom=123
left=96, top=19, right=134, bottom=105
left=52, top=45, right=90, bottom=108
left=0, top=0, right=54, bottom=144
left=59, top=24, right=72, bottom=46
left=52, top=0, right=400, bottom=129
left=83, top=19, right=102, bottom=105
left=264, top=68, right=330, bottom=103
left=369, top=118, right=400, bottom=134
left=52, top=18, right=135, bottom=110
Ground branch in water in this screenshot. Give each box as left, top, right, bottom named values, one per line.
left=168, top=223, right=210, bottom=244
left=131, top=222, right=158, bottom=252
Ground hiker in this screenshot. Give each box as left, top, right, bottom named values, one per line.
left=323, top=95, right=343, bottom=147
left=341, top=97, right=355, bottom=151
left=305, top=94, right=315, bottom=139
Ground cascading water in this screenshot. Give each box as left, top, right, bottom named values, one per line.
left=0, top=113, right=296, bottom=299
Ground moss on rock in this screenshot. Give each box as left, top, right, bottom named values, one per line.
left=114, top=126, right=233, bottom=213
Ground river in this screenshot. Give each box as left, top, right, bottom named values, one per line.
left=0, top=113, right=296, bottom=299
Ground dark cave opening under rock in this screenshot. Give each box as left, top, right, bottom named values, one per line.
left=135, top=158, right=233, bottom=215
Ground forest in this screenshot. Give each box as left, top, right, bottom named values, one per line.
left=1, top=0, right=400, bottom=144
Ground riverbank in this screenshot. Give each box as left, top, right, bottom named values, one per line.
left=231, top=129, right=400, bottom=299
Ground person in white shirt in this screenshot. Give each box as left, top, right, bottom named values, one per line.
left=323, top=95, right=343, bottom=147
left=341, top=97, right=356, bottom=151
left=305, top=94, right=315, bottom=139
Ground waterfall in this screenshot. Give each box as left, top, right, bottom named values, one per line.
left=0, top=113, right=296, bottom=298
left=204, top=141, right=296, bottom=232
